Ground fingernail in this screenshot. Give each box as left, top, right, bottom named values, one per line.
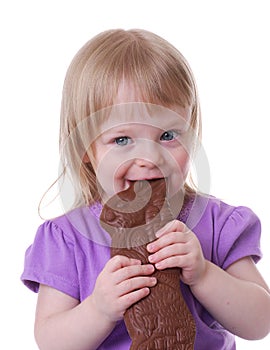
left=148, top=255, right=154, bottom=263
left=155, top=262, right=162, bottom=269
left=133, top=259, right=141, bottom=264
left=147, top=243, right=154, bottom=252
left=150, top=277, right=157, bottom=285
left=155, top=230, right=162, bottom=238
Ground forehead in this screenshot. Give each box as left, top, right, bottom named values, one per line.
left=93, top=102, right=191, bottom=135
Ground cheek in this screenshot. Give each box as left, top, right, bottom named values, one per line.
left=95, top=157, right=116, bottom=193
left=91, top=144, right=114, bottom=194
left=114, top=160, right=132, bottom=178
left=95, top=151, right=133, bottom=196
left=168, top=149, right=190, bottom=194
left=181, top=152, right=190, bottom=177
left=172, top=148, right=190, bottom=174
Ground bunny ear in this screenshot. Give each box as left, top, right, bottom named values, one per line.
left=104, top=180, right=153, bottom=219
left=100, top=178, right=173, bottom=248
left=100, top=178, right=186, bottom=249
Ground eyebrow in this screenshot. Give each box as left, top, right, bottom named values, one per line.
left=100, top=119, right=187, bottom=135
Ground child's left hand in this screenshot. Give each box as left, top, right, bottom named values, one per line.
left=147, top=220, right=206, bottom=286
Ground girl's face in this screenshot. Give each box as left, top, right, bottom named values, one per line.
left=90, top=112, right=192, bottom=203
left=90, top=85, right=193, bottom=201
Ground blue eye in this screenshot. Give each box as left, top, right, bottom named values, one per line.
left=115, top=136, right=131, bottom=146
left=160, top=130, right=179, bottom=141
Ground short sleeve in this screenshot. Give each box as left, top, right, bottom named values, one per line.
left=21, top=221, right=79, bottom=299
left=216, top=206, right=262, bottom=270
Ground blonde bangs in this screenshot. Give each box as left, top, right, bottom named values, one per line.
left=93, top=30, right=200, bottom=140
left=62, top=30, right=197, bottom=118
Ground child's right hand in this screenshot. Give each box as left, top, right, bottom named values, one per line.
left=91, top=255, right=157, bottom=322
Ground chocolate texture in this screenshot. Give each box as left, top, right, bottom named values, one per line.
left=100, top=179, right=196, bottom=349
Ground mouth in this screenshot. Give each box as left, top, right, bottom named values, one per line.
left=127, top=177, right=165, bottom=183
left=124, top=177, right=166, bottom=190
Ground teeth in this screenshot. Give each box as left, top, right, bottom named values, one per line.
left=128, top=177, right=164, bottom=182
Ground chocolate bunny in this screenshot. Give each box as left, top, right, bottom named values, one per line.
left=100, top=179, right=196, bottom=349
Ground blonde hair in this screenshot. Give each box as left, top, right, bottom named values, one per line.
left=59, top=29, right=201, bottom=208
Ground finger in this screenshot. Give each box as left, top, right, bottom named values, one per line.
left=154, top=255, right=188, bottom=270
left=147, top=231, right=188, bottom=253
left=148, top=243, right=188, bottom=264
left=120, top=287, right=151, bottom=309
left=107, top=255, right=142, bottom=273
left=114, top=263, right=155, bottom=284
left=155, top=220, right=187, bottom=238
left=118, top=276, right=157, bottom=296
left=155, top=250, right=196, bottom=270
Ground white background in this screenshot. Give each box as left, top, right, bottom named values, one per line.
left=0, top=0, right=269, bottom=348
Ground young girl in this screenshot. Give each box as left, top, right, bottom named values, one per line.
left=21, top=29, right=270, bottom=350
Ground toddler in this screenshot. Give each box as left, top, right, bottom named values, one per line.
left=21, top=29, right=270, bottom=350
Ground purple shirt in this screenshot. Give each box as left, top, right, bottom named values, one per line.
left=21, top=194, right=262, bottom=349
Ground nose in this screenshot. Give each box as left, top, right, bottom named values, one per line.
left=135, top=158, right=156, bottom=168
left=133, top=140, right=165, bottom=168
